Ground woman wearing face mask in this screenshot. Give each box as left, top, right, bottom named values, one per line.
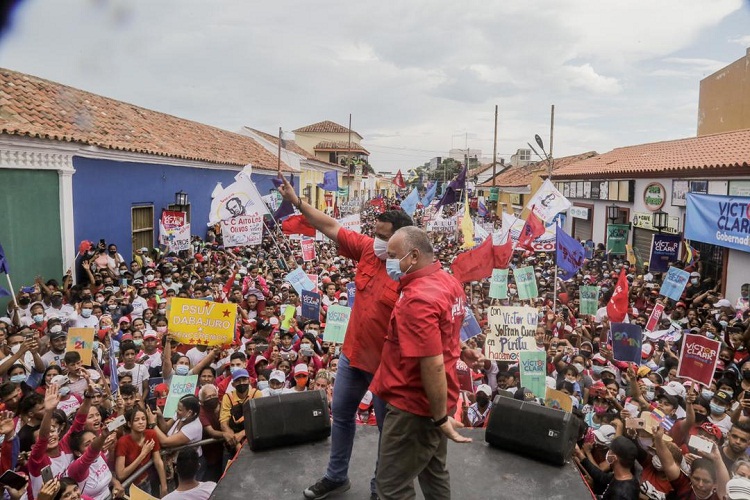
left=636, top=435, right=684, bottom=500
left=707, top=390, right=734, bottom=437
left=654, top=425, right=729, bottom=500
left=260, top=369, right=286, bottom=396
left=196, top=384, right=225, bottom=482
left=115, top=407, right=168, bottom=497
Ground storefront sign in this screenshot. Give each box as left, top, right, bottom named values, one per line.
left=569, top=206, right=589, bottom=219
left=685, top=193, right=750, bottom=254
left=632, top=212, right=679, bottom=235
left=643, top=182, right=666, bottom=211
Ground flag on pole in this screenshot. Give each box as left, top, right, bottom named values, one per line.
left=400, top=187, right=420, bottom=216
left=526, top=179, right=571, bottom=222
left=435, top=165, right=468, bottom=209
left=461, top=196, right=475, bottom=249
left=0, top=243, right=8, bottom=274
left=683, top=241, right=700, bottom=267
left=492, top=231, right=513, bottom=269
left=421, top=182, right=438, bottom=206
left=451, top=236, right=494, bottom=283
left=607, top=269, right=629, bottom=322
left=282, top=215, right=316, bottom=237
left=555, top=226, right=585, bottom=279
left=517, top=208, right=545, bottom=251
left=393, top=170, right=406, bottom=189
left=317, top=171, right=339, bottom=192
left=271, top=174, right=297, bottom=220
left=207, top=171, right=270, bottom=226
left=477, top=199, right=488, bottom=217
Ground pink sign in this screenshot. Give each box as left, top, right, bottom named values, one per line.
left=301, top=238, right=316, bottom=262
left=645, top=303, right=664, bottom=332
left=678, top=334, right=721, bottom=388
left=161, top=211, right=186, bottom=231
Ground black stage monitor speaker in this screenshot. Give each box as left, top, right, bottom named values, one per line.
left=484, top=394, right=581, bottom=465
left=243, top=390, right=331, bottom=451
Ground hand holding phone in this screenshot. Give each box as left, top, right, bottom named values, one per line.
left=107, top=414, right=127, bottom=432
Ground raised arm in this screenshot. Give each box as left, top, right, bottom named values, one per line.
left=277, top=175, right=341, bottom=243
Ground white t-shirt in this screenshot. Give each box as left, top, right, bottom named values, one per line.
left=186, top=347, right=209, bottom=368
left=41, top=349, right=66, bottom=368
left=68, top=313, right=100, bottom=329
left=168, top=418, right=203, bottom=456
left=709, top=413, right=733, bottom=437
left=130, top=296, right=149, bottom=319
left=45, top=304, right=75, bottom=323
left=161, top=482, right=216, bottom=500
left=57, top=394, right=82, bottom=416
left=77, top=455, right=112, bottom=500
left=117, top=363, right=149, bottom=394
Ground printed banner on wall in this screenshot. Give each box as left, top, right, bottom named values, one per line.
left=166, top=297, right=236, bottom=346
left=606, top=224, right=630, bottom=255
left=648, top=234, right=681, bottom=273
left=661, top=267, right=690, bottom=301
left=579, top=286, right=600, bottom=316
left=220, top=214, right=263, bottom=247
left=685, top=193, right=750, bottom=253
left=678, top=334, right=721, bottom=387
left=485, top=306, right=538, bottom=361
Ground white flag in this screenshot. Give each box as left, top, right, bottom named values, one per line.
left=526, top=179, right=571, bottom=222
left=207, top=174, right=269, bottom=226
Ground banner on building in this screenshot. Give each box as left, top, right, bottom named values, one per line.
left=648, top=234, right=681, bottom=273
left=678, top=334, right=721, bottom=388
left=485, top=306, right=538, bottom=361
left=220, top=214, right=263, bottom=247
left=166, top=297, right=236, bottom=346
left=685, top=193, right=750, bottom=253
left=606, top=224, right=630, bottom=255
left=661, top=267, right=690, bottom=301
left=579, top=286, right=600, bottom=316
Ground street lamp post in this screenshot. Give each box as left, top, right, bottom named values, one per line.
left=652, top=210, right=668, bottom=234
left=174, top=191, right=189, bottom=212
left=607, top=203, right=619, bottom=224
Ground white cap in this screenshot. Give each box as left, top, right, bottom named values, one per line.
left=727, top=476, right=750, bottom=500
left=714, top=299, right=732, bottom=308
left=269, top=369, right=286, bottom=384
left=269, top=317, right=280, bottom=326
left=476, top=384, right=492, bottom=397
left=594, top=425, right=616, bottom=445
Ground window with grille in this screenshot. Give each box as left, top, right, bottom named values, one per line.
left=131, top=205, right=154, bottom=252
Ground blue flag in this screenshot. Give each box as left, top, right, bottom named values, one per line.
left=0, top=243, right=8, bottom=274
left=436, top=165, right=467, bottom=209
left=421, top=182, right=437, bottom=206
left=460, top=306, right=482, bottom=341
left=317, top=171, right=339, bottom=192
left=0, top=287, right=10, bottom=298
left=478, top=200, right=488, bottom=217
left=555, top=226, right=585, bottom=279
left=400, top=188, right=420, bottom=216
left=272, top=174, right=296, bottom=221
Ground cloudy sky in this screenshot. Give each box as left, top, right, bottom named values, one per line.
left=2, top=0, right=749, bottom=171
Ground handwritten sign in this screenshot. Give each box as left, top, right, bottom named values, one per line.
left=514, top=266, right=538, bottom=300
left=301, top=238, right=316, bottom=262
left=489, top=269, right=508, bottom=300
left=323, top=304, right=351, bottom=343
left=163, top=374, right=198, bottom=419
left=220, top=214, right=263, bottom=247
left=678, top=334, right=721, bottom=387
left=166, top=297, right=236, bottom=346
left=610, top=323, right=642, bottom=365
left=661, top=267, right=690, bottom=302
left=285, top=268, right=316, bottom=295
left=519, top=350, right=547, bottom=399
left=301, top=290, right=321, bottom=321
left=579, top=286, right=600, bottom=316
left=66, top=328, right=95, bottom=366
left=485, top=306, right=538, bottom=361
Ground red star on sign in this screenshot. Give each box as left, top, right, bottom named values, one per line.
left=204, top=301, right=211, bottom=308
left=222, top=309, right=231, bottom=317
left=203, top=339, right=210, bottom=345
left=188, top=338, right=196, bottom=344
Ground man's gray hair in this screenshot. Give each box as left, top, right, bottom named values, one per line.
left=396, top=226, right=434, bottom=257
left=198, top=384, right=218, bottom=402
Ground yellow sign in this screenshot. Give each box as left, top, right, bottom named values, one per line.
left=544, top=387, right=572, bottom=413
left=166, top=297, right=236, bottom=346
left=66, top=328, right=95, bottom=366
left=129, top=483, right=158, bottom=500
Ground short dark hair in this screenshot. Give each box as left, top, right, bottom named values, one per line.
left=63, top=351, right=81, bottom=365
left=18, top=392, right=43, bottom=416
left=691, top=457, right=716, bottom=481
left=230, top=352, right=247, bottom=362
left=120, top=340, right=138, bottom=355
left=174, top=448, right=200, bottom=481
left=119, top=383, right=137, bottom=397
left=0, top=382, right=16, bottom=400
left=376, top=210, right=413, bottom=233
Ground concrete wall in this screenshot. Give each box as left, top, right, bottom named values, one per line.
left=726, top=249, right=750, bottom=305
left=698, top=48, right=750, bottom=136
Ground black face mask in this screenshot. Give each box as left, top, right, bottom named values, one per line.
left=580, top=351, right=592, bottom=359
left=742, top=370, right=750, bottom=381
left=695, top=412, right=708, bottom=424
left=18, top=297, right=30, bottom=306
left=94, top=280, right=103, bottom=287
left=202, top=398, right=219, bottom=411
left=234, top=384, right=249, bottom=394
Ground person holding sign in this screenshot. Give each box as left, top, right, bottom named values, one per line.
left=278, top=175, right=414, bottom=500
left=371, top=226, right=469, bottom=499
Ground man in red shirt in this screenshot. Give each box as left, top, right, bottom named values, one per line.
left=371, top=226, right=471, bottom=499
left=278, top=176, right=413, bottom=500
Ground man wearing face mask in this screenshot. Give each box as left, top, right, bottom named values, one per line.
left=219, top=369, right=260, bottom=451
left=260, top=369, right=286, bottom=397
left=45, top=291, right=74, bottom=324
left=278, top=176, right=414, bottom=500
left=68, top=299, right=100, bottom=329
left=577, top=436, right=640, bottom=498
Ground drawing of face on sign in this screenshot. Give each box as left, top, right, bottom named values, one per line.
left=226, top=197, right=246, bottom=217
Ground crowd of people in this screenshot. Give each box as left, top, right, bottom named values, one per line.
left=1, top=185, right=750, bottom=500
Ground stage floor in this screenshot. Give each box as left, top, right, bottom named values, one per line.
left=211, top=426, right=592, bottom=499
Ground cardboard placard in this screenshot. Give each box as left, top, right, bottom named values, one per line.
left=66, top=328, right=95, bottom=366
left=166, top=297, right=236, bottom=346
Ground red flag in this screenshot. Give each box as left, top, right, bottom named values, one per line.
left=281, top=215, right=316, bottom=237
left=451, top=236, right=494, bottom=283
left=517, top=208, right=545, bottom=250
left=607, top=269, right=629, bottom=322
left=493, top=235, right=513, bottom=269
left=393, top=170, right=406, bottom=189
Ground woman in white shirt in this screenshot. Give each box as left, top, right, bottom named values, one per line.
left=147, top=394, right=205, bottom=480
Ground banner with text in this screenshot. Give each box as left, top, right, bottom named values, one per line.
left=606, top=224, right=630, bottom=255
left=685, top=193, right=750, bottom=254
left=301, top=290, right=321, bottom=320
left=163, top=374, right=198, bottom=419
left=579, top=286, right=600, bottom=316
left=648, top=234, right=681, bottom=273
left=610, top=322, right=642, bottom=365
left=646, top=303, right=665, bottom=332
left=301, top=238, right=316, bottom=262
left=338, top=214, right=362, bottom=233
left=520, top=350, right=547, bottom=399
left=678, top=333, right=721, bottom=387
left=661, top=266, right=690, bottom=301
left=166, top=297, right=236, bottom=346
left=514, top=266, right=538, bottom=301
left=220, top=214, right=263, bottom=247
left=485, top=306, right=538, bottom=361
left=323, top=304, right=351, bottom=343
left=489, top=269, right=509, bottom=300
left=67, top=328, right=95, bottom=366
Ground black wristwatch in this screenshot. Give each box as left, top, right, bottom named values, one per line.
left=147, top=423, right=156, bottom=429
left=433, top=415, right=449, bottom=427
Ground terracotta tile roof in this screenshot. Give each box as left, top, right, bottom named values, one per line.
left=0, top=68, right=291, bottom=171
left=479, top=151, right=597, bottom=187
left=552, top=130, right=750, bottom=179
left=293, top=120, right=361, bottom=138
left=468, top=162, right=499, bottom=177
left=313, top=141, right=370, bottom=155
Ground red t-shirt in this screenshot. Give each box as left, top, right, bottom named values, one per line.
left=371, top=262, right=465, bottom=417
left=337, top=228, right=401, bottom=375
left=115, top=430, right=160, bottom=484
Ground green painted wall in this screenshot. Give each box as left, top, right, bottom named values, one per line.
left=0, top=169, right=62, bottom=310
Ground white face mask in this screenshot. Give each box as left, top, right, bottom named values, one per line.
left=373, top=238, right=388, bottom=260
left=651, top=454, right=663, bottom=471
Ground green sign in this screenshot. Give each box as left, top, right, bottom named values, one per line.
left=488, top=187, right=499, bottom=202
left=163, top=374, right=198, bottom=419
left=514, top=265, right=538, bottom=301
left=520, top=351, right=547, bottom=399
left=337, top=187, right=349, bottom=197
left=323, top=304, right=351, bottom=343
left=606, top=224, right=629, bottom=255
left=489, top=269, right=509, bottom=299
left=579, top=286, right=600, bottom=316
